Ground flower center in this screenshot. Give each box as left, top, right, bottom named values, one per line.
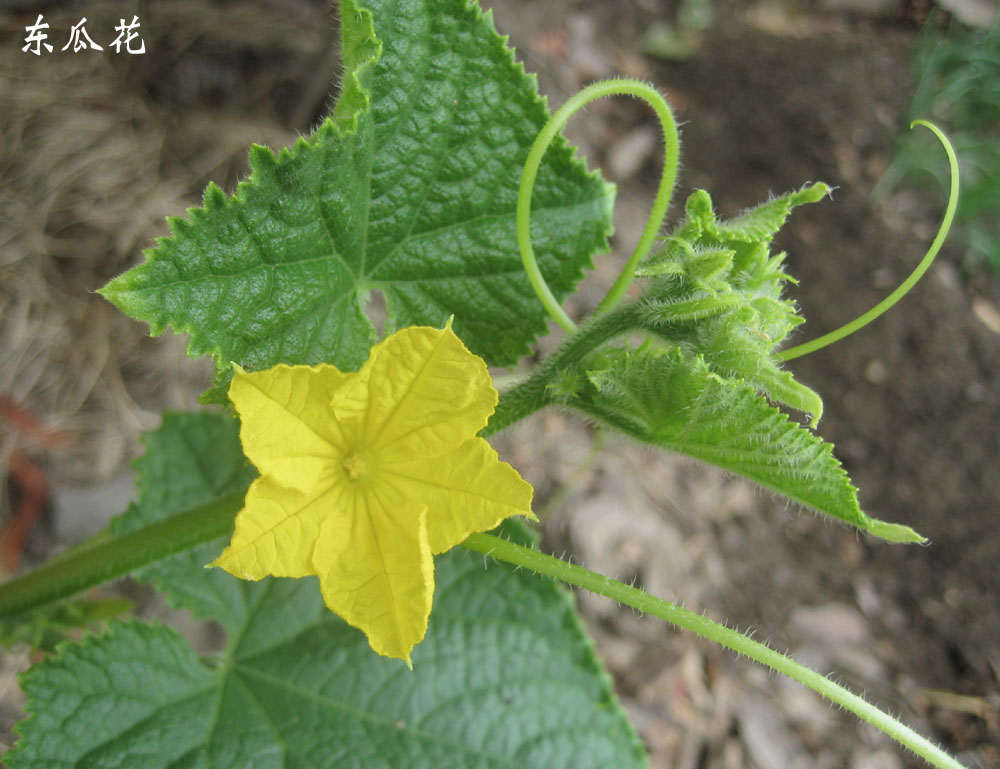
left=342, top=449, right=371, bottom=482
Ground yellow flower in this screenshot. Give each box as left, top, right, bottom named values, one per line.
left=210, top=323, right=535, bottom=664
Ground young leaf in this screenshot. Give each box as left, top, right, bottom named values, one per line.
left=8, top=412, right=646, bottom=767
left=100, top=0, right=613, bottom=402
left=709, top=182, right=829, bottom=244
left=573, top=348, right=923, bottom=543
left=637, top=186, right=826, bottom=421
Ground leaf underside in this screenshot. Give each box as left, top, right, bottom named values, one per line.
left=575, top=348, right=920, bottom=542
left=100, top=0, right=614, bottom=403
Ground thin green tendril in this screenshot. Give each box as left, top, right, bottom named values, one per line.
left=778, top=121, right=959, bottom=362
left=517, top=78, right=680, bottom=334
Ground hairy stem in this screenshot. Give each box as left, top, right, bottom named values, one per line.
left=778, top=121, right=958, bottom=361
left=462, top=532, right=968, bottom=769
left=518, top=78, right=680, bottom=333
left=0, top=490, right=246, bottom=619
left=483, top=302, right=645, bottom=436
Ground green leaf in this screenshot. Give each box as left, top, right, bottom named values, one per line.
left=100, top=0, right=613, bottom=402
left=710, top=182, right=829, bottom=244
left=9, top=412, right=646, bottom=768
left=574, top=347, right=923, bottom=543
left=675, top=311, right=823, bottom=424
left=637, top=186, right=827, bottom=421
left=0, top=596, right=133, bottom=654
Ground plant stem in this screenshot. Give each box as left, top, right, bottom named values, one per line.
left=483, top=302, right=645, bottom=436
left=462, top=532, right=969, bottom=769
left=0, top=490, right=246, bottom=619
left=778, top=121, right=958, bottom=361
left=517, top=78, right=680, bottom=333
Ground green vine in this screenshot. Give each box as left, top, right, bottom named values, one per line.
left=0, top=492, right=245, bottom=619
left=462, top=532, right=967, bottom=769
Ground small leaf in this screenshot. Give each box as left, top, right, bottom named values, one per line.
left=714, top=182, right=830, bottom=243
left=686, top=248, right=736, bottom=290
left=0, top=596, right=133, bottom=654
left=572, top=348, right=923, bottom=543
left=642, top=293, right=744, bottom=324
left=682, top=313, right=823, bottom=424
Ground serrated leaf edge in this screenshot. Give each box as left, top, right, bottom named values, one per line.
left=100, top=0, right=615, bottom=403
left=6, top=619, right=209, bottom=768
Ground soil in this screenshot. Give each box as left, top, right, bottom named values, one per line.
left=1, top=1, right=998, bottom=767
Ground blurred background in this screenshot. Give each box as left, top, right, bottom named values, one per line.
left=1, top=1, right=998, bottom=767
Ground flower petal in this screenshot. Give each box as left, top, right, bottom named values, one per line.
left=210, top=475, right=347, bottom=579
left=384, top=437, right=535, bottom=554
left=313, top=482, right=433, bottom=664
left=214, top=324, right=537, bottom=664
left=331, top=324, right=497, bottom=461
left=230, top=364, right=353, bottom=491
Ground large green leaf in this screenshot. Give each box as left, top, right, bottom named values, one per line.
left=100, top=0, right=614, bottom=402
left=8, top=412, right=646, bottom=768
left=573, top=347, right=923, bottom=543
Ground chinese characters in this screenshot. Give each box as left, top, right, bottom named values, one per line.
left=22, top=15, right=146, bottom=56
left=110, top=16, right=145, bottom=54
left=62, top=19, right=103, bottom=52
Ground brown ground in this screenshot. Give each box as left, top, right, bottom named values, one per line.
left=1, top=1, right=998, bottom=767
